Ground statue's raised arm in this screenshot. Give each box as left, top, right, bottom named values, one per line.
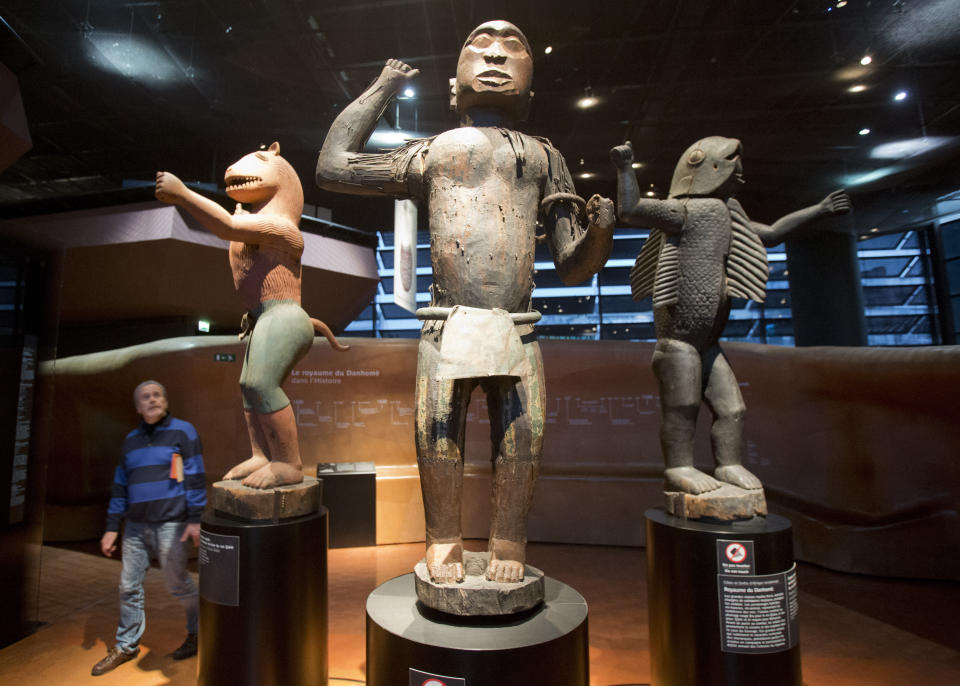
left=610, top=141, right=685, bottom=233
left=315, top=59, right=422, bottom=197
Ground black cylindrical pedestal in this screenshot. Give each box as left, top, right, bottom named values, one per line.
left=198, top=508, right=328, bottom=686
left=646, top=508, right=801, bottom=686
left=366, top=574, right=589, bottom=686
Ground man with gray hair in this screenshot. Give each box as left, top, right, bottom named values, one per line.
left=92, top=380, right=206, bottom=676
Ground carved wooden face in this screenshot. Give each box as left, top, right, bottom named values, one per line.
left=454, top=21, right=533, bottom=119
left=668, top=136, right=745, bottom=198
left=224, top=141, right=283, bottom=204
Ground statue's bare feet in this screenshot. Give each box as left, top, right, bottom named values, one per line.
left=223, top=455, right=268, bottom=481
left=665, top=466, right=723, bottom=494
left=486, top=537, right=525, bottom=583
left=715, top=465, right=763, bottom=490
left=486, top=558, right=524, bottom=583
left=425, top=540, right=464, bottom=584
left=241, top=461, right=303, bottom=489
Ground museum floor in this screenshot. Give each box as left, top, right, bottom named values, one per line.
left=1, top=540, right=958, bottom=685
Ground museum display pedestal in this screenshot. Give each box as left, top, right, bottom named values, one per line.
left=366, top=573, right=589, bottom=686
left=198, top=478, right=328, bottom=686
left=646, top=508, right=801, bottom=686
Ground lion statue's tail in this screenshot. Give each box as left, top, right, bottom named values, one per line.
left=311, top=317, right=350, bottom=352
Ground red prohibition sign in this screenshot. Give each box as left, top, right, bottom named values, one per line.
left=725, top=543, right=748, bottom=564
left=423, top=681, right=448, bottom=686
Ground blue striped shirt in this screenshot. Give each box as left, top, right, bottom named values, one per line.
left=106, top=414, right=206, bottom=531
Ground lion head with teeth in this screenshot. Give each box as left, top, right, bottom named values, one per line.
left=224, top=141, right=304, bottom=219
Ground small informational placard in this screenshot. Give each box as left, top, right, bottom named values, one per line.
left=717, top=539, right=755, bottom=575
left=718, top=563, right=798, bottom=654
left=409, top=667, right=465, bottom=686
left=199, top=531, right=240, bottom=606
left=214, top=353, right=236, bottom=362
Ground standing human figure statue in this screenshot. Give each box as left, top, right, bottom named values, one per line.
left=610, top=138, right=850, bottom=506
left=156, top=142, right=347, bottom=490
left=317, top=21, right=614, bottom=583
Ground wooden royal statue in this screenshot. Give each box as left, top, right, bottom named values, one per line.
left=157, top=142, right=348, bottom=490
left=317, top=21, right=613, bottom=603
left=610, top=138, right=850, bottom=519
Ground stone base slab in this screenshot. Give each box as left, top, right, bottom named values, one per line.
left=414, top=550, right=545, bottom=616
left=665, top=483, right=767, bottom=520
left=212, top=476, right=321, bottom=522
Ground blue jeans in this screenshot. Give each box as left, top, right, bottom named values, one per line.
left=116, top=521, right=198, bottom=652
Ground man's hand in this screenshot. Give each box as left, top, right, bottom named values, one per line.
left=101, top=531, right=118, bottom=558
left=378, top=58, right=419, bottom=91
left=820, top=188, right=851, bottom=216
left=586, top=194, right=615, bottom=229
left=610, top=141, right=635, bottom=170
left=181, top=522, right=201, bottom=547
left=155, top=171, right=188, bottom=205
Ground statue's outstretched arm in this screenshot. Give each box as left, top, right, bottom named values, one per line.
left=155, top=173, right=300, bottom=249
left=315, top=59, right=420, bottom=197
left=747, top=189, right=851, bottom=247
left=610, top=141, right=684, bottom=232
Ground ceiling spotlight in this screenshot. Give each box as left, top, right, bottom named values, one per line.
left=836, top=0, right=847, bottom=7
left=848, top=84, right=867, bottom=93
left=894, top=90, right=908, bottom=101
left=544, top=46, right=553, bottom=55
left=631, top=162, right=643, bottom=169
left=578, top=172, right=595, bottom=179
left=859, top=128, right=871, bottom=136
left=403, top=87, right=415, bottom=98
left=860, top=54, right=873, bottom=66
left=577, top=87, right=598, bottom=109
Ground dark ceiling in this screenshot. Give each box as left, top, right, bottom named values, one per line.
left=2, top=0, right=960, bottom=233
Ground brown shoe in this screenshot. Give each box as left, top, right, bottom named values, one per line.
left=91, top=646, right=140, bottom=676
left=172, top=633, right=197, bottom=660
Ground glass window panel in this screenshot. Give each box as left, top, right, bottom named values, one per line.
left=764, top=290, right=791, bottom=308
left=720, top=320, right=755, bottom=338
left=859, top=257, right=911, bottom=277
left=863, top=285, right=921, bottom=307
left=858, top=232, right=905, bottom=249
left=601, top=295, right=652, bottom=312
left=866, top=315, right=921, bottom=334
left=900, top=231, right=920, bottom=248
left=610, top=238, right=649, bottom=260
left=940, top=220, right=960, bottom=257
left=946, top=260, right=960, bottom=295
left=532, top=269, right=570, bottom=289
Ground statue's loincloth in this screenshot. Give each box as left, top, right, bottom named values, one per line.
left=416, top=306, right=541, bottom=381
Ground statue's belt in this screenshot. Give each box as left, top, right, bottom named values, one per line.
left=415, top=306, right=541, bottom=380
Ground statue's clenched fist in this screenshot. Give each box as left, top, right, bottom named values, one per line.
left=610, top=141, right=635, bottom=170
left=155, top=171, right=187, bottom=205
left=379, top=58, right=420, bottom=88
left=820, top=188, right=852, bottom=216
left=586, top=194, right=615, bottom=228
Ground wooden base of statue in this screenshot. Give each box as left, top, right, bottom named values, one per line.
left=367, top=573, right=588, bottom=686
left=198, top=478, right=327, bottom=686
left=646, top=507, right=801, bottom=686
left=666, top=483, right=768, bottom=520
left=413, top=551, right=545, bottom=616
